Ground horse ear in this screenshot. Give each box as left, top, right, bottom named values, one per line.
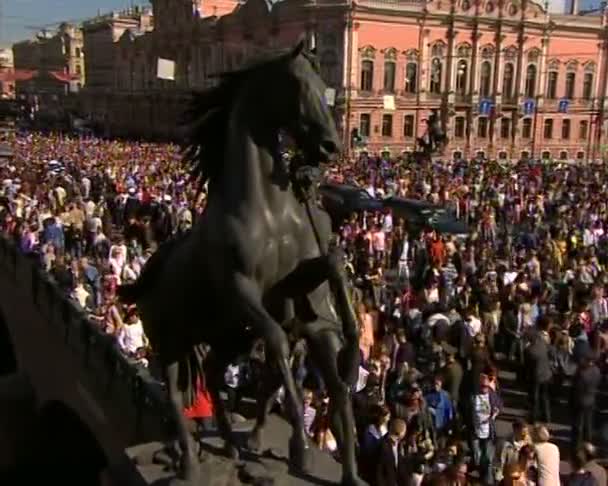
left=291, top=40, right=306, bottom=59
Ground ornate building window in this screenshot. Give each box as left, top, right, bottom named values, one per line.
left=430, top=58, right=442, bottom=94
left=382, top=114, right=393, bottom=136
left=525, top=64, right=537, bottom=98
left=360, top=60, right=374, bottom=92
left=500, top=118, right=511, bottom=139
left=502, top=63, right=514, bottom=100
left=562, top=119, right=571, bottom=139
left=456, top=60, right=468, bottom=96
left=429, top=42, right=444, bottom=94
left=383, top=48, right=397, bottom=93
left=405, top=62, right=417, bottom=94
left=543, top=118, right=553, bottom=139
left=360, top=113, right=371, bottom=137
left=360, top=46, right=375, bottom=92
left=454, top=116, right=465, bottom=138
left=522, top=118, right=532, bottom=138
left=546, top=71, right=558, bottom=99
left=403, top=114, right=415, bottom=137
left=579, top=120, right=588, bottom=140
left=479, top=61, right=492, bottom=97
left=477, top=117, right=488, bottom=138
left=583, top=69, right=594, bottom=100
left=565, top=72, right=575, bottom=99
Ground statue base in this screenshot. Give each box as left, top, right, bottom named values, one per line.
left=128, top=414, right=344, bottom=486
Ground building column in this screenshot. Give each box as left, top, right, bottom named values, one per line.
left=466, top=21, right=481, bottom=158
left=444, top=12, right=457, bottom=141
left=419, top=27, right=430, bottom=104
left=491, top=25, right=505, bottom=156
left=511, top=16, right=526, bottom=158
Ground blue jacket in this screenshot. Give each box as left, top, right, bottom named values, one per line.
left=424, top=389, right=454, bottom=432
left=43, top=223, right=64, bottom=249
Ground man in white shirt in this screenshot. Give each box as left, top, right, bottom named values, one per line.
left=534, top=425, right=560, bottom=486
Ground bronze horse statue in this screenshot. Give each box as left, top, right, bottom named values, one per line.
left=118, top=42, right=365, bottom=486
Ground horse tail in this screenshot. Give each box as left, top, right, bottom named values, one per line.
left=117, top=282, right=142, bottom=304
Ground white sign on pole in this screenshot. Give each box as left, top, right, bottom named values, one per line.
left=324, top=88, right=336, bottom=107
left=383, top=95, right=395, bottom=110
left=157, top=58, right=175, bottom=81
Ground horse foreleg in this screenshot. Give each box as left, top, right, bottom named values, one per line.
left=308, top=331, right=366, bottom=486
left=326, top=249, right=361, bottom=387
left=165, top=362, right=199, bottom=482
left=205, top=352, right=240, bottom=460
left=232, top=274, right=310, bottom=474
left=248, top=364, right=282, bottom=453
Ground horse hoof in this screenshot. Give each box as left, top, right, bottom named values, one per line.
left=224, top=444, right=240, bottom=461
left=247, top=427, right=264, bottom=452
left=341, top=476, right=369, bottom=486
left=288, top=437, right=313, bottom=474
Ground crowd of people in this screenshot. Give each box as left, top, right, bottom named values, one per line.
left=1, top=131, right=607, bottom=485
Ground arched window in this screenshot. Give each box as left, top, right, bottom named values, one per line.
left=546, top=71, right=558, bottom=99
left=565, top=72, right=575, bottom=99
left=502, top=63, right=514, bottom=100
left=583, top=72, right=593, bottom=100
left=480, top=61, right=492, bottom=97
left=360, top=60, right=374, bottom=91
left=525, top=64, right=537, bottom=98
left=405, top=62, right=417, bottom=94
left=456, top=60, right=468, bottom=95
left=384, top=61, right=396, bottom=92
left=430, top=58, right=442, bottom=94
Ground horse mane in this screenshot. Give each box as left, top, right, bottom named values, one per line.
left=181, top=45, right=318, bottom=192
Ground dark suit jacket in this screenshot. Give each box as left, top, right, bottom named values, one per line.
left=524, top=337, right=553, bottom=384
left=375, top=437, right=407, bottom=486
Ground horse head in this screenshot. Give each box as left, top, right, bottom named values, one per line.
left=235, top=41, right=342, bottom=166
left=183, top=41, right=341, bottom=190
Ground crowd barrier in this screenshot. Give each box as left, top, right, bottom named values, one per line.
left=0, top=235, right=174, bottom=444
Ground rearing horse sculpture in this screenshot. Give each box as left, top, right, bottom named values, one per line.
left=119, top=42, right=366, bottom=486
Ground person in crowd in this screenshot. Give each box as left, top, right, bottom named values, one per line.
left=533, top=425, right=560, bottom=486
left=468, top=373, right=501, bottom=485
left=497, top=419, right=532, bottom=483
left=567, top=448, right=599, bottom=486
left=570, top=352, right=601, bottom=448
left=376, top=418, right=408, bottom=486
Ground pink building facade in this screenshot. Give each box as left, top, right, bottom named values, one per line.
left=85, top=0, right=608, bottom=160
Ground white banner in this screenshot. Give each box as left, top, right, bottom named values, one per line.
left=324, top=88, right=336, bottom=107
left=157, top=58, right=175, bottom=81
left=383, top=95, right=395, bottom=111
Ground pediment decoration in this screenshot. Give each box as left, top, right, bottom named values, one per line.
left=403, top=48, right=419, bottom=61
left=360, top=45, right=376, bottom=59
left=431, top=41, right=446, bottom=58
left=456, top=43, right=472, bottom=58
left=566, top=59, right=579, bottom=71
left=383, top=47, right=398, bottom=61
left=584, top=61, right=596, bottom=72
left=527, top=48, right=541, bottom=62
left=481, top=44, right=495, bottom=59
left=504, top=45, right=518, bottom=60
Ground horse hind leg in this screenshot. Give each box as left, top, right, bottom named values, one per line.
left=165, top=362, right=199, bottom=484
left=205, top=351, right=240, bottom=460
left=247, top=363, right=282, bottom=453
left=308, top=330, right=366, bottom=486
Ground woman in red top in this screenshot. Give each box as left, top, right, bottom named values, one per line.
left=183, top=377, right=215, bottom=437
